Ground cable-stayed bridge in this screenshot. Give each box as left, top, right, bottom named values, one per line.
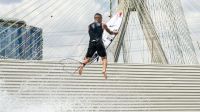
left=0, top=0, right=200, bottom=112
left=110, top=0, right=198, bottom=64
left=0, top=0, right=199, bottom=64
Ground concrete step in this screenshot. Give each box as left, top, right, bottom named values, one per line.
left=1, top=59, right=200, bottom=111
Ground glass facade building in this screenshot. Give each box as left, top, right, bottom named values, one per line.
left=0, top=19, right=43, bottom=60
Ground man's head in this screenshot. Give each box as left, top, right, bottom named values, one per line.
left=94, top=13, right=102, bottom=23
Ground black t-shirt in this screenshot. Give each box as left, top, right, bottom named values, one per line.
left=88, top=22, right=104, bottom=42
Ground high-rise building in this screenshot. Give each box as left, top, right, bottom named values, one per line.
left=0, top=19, right=43, bottom=60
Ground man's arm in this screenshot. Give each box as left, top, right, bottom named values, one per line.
left=102, top=23, right=118, bottom=35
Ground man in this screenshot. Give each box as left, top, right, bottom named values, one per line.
left=78, top=13, right=118, bottom=79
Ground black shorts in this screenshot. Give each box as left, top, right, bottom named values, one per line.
left=85, top=40, right=107, bottom=58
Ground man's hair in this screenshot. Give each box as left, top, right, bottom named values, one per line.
left=94, top=13, right=102, bottom=17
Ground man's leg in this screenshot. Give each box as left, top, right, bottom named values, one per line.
left=80, top=42, right=96, bottom=75
left=79, top=57, right=90, bottom=75
left=101, top=56, right=107, bottom=79
left=97, top=41, right=107, bottom=79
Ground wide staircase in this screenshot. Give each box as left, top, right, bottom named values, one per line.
left=0, top=60, right=200, bottom=112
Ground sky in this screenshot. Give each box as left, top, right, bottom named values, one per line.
left=0, top=0, right=199, bottom=61
left=0, top=0, right=22, bottom=4
left=181, top=0, right=200, bottom=40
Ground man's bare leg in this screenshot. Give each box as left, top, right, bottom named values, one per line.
left=79, top=58, right=89, bottom=75
left=101, top=56, right=107, bottom=79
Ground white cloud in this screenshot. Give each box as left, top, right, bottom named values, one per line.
left=0, top=0, right=23, bottom=4
left=181, top=0, right=200, bottom=40
left=0, top=0, right=111, bottom=60
left=0, top=0, right=199, bottom=61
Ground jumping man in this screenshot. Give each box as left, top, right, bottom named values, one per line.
left=78, top=13, right=118, bottom=79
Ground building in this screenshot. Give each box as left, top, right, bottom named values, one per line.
left=0, top=19, right=43, bottom=60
